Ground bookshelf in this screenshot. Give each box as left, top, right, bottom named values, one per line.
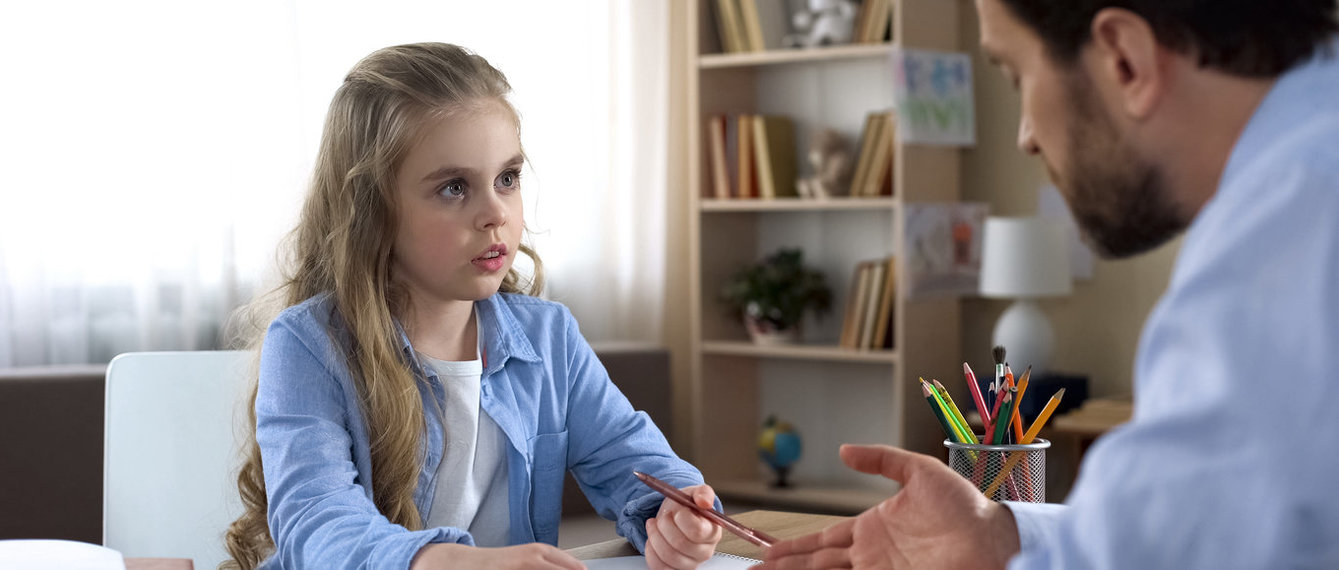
left=681, top=0, right=965, bottom=514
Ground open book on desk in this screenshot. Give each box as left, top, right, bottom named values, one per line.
left=584, top=552, right=759, bottom=569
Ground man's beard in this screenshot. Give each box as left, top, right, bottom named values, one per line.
left=1051, top=71, right=1188, bottom=259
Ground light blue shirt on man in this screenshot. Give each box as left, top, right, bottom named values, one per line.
left=254, top=292, right=706, bottom=569
left=1007, top=40, right=1339, bottom=568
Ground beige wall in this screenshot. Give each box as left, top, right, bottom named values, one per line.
left=958, top=7, right=1180, bottom=398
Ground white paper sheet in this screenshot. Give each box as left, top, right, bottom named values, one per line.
left=583, top=553, right=760, bottom=569
left=0, top=539, right=125, bottom=569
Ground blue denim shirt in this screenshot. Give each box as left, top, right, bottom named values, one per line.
left=255, top=292, right=706, bottom=569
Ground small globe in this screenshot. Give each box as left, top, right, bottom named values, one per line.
left=758, top=415, right=802, bottom=487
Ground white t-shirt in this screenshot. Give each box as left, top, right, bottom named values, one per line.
left=420, top=350, right=511, bottom=547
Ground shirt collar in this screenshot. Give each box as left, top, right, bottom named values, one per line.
left=1221, top=38, right=1339, bottom=189
left=394, top=293, right=542, bottom=377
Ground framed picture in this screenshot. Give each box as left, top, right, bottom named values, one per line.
left=904, top=202, right=989, bottom=297
left=890, top=48, right=976, bottom=146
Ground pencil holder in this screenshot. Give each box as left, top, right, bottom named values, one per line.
left=944, top=438, right=1050, bottom=503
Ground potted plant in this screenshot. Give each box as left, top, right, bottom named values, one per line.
left=721, top=248, right=832, bottom=345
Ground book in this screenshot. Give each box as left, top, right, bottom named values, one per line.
left=753, top=0, right=791, bottom=50
left=852, top=0, right=872, bottom=44
left=737, top=114, right=756, bottom=198
left=858, top=261, right=886, bottom=349
left=862, top=112, right=895, bottom=197
left=848, top=112, right=880, bottom=196
left=715, top=0, right=746, bottom=53
left=707, top=115, right=732, bottom=199
left=867, top=0, right=891, bottom=43
left=752, top=115, right=796, bottom=199
left=838, top=261, right=867, bottom=348
left=737, top=0, right=766, bottom=52
left=858, top=0, right=884, bottom=43
left=872, top=256, right=897, bottom=348
left=841, top=261, right=874, bottom=349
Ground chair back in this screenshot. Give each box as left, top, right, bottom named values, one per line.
left=103, top=350, right=252, bottom=569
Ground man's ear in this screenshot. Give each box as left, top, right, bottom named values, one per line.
left=1087, top=8, right=1166, bottom=119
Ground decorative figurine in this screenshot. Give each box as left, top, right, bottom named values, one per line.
left=784, top=0, right=859, bottom=49
left=758, top=415, right=803, bottom=487
left=796, top=128, right=852, bottom=199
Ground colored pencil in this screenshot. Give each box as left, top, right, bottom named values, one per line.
left=963, top=362, right=990, bottom=426
left=633, top=471, right=777, bottom=547
left=985, top=374, right=1013, bottom=444
left=991, top=390, right=1014, bottom=446
left=927, top=379, right=972, bottom=444
left=933, top=379, right=978, bottom=444
left=1022, top=388, right=1065, bottom=444
left=922, top=380, right=961, bottom=443
left=983, top=388, right=1067, bottom=497
left=1011, top=366, right=1031, bottom=443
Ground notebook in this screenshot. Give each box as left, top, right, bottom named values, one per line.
left=584, top=552, right=760, bottom=569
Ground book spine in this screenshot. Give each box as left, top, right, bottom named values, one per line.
left=708, top=115, right=731, bottom=199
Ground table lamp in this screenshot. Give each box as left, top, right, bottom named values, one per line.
left=979, top=216, right=1072, bottom=375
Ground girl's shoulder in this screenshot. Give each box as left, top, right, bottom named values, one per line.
left=273, top=292, right=339, bottom=330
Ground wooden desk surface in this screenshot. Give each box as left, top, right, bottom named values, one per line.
left=566, top=510, right=846, bottom=561
left=1049, top=399, right=1132, bottom=437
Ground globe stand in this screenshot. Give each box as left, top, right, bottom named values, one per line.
left=769, top=465, right=792, bottom=488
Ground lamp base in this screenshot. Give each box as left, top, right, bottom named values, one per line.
left=991, top=299, right=1055, bottom=375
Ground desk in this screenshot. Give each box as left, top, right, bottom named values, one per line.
left=1046, top=398, right=1132, bottom=499
left=566, top=510, right=846, bottom=561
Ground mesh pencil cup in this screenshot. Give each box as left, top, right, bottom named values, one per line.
left=944, top=438, right=1050, bottom=503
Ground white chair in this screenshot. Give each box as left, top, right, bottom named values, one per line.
left=103, top=350, right=251, bottom=569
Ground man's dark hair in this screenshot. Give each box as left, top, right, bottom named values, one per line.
left=998, top=0, right=1338, bottom=77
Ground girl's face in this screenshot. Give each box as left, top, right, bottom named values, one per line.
left=390, top=100, right=525, bottom=306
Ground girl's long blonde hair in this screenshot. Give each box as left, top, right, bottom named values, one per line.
left=223, top=43, right=543, bottom=569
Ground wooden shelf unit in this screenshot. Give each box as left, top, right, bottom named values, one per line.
left=681, top=0, right=965, bottom=512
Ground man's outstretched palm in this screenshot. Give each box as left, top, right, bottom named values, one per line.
left=757, top=444, right=1020, bottom=569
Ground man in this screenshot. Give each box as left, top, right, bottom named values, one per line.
left=759, top=1, right=1339, bottom=568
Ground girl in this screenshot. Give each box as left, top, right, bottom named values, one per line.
left=223, top=43, right=721, bottom=569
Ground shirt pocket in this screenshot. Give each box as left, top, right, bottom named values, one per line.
left=527, top=430, right=569, bottom=537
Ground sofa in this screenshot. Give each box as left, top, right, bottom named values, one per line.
left=0, top=344, right=672, bottom=544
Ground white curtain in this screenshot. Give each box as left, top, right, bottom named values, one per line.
left=0, top=1, right=668, bottom=367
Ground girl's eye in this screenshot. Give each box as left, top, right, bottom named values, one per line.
left=439, top=180, right=467, bottom=199
left=497, top=169, right=521, bottom=190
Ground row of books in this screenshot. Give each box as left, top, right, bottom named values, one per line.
left=853, top=0, right=895, bottom=44
left=706, top=114, right=796, bottom=199
left=839, top=256, right=897, bottom=350
left=712, top=0, right=786, bottom=53
left=705, top=111, right=896, bottom=200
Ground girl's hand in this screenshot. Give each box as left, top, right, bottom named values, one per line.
left=411, top=542, right=586, bottom=569
left=644, top=484, right=724, bottom=570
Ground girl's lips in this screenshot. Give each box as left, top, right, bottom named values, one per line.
left=472, top=255, right=505, bottom=273
left=472, top=244, right=508, bottom=273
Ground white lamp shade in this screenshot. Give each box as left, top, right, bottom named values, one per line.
left=979, top=217, right=1072, bottom=298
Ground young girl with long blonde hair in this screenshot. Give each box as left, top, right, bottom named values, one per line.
left=223, top=42, right=720, bottom=570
